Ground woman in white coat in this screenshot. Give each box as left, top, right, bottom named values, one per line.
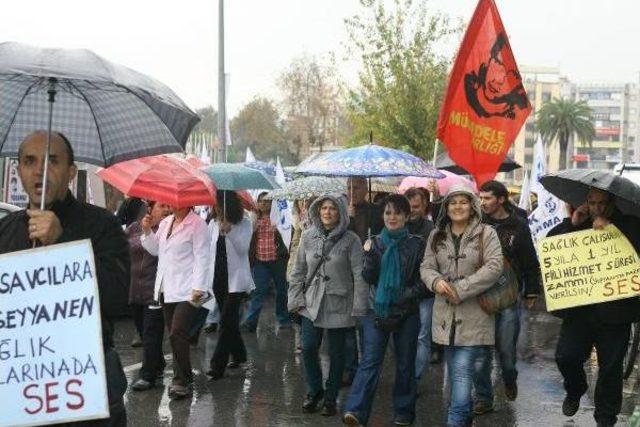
left=206, top=190, right=255, bottom=380
left=140, top=206, right=211, bottom=399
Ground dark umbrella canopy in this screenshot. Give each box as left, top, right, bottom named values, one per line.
left=540, top=169, right=640, bottom=217
left=436, top=151, right=521, bottom=175
left=0, top=42, right=199, bottom=166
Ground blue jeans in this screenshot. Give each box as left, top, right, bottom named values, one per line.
left=445, top=346, right=482, bottom=426
left=300, top=317, right=348, bottom=402
left=415, top=298, right=434, bottom=379
left=474, top=304, right=520, bottom=404
left=244, top=259, right=289, bottom=328
left=345, top=313, right=420, bottom=425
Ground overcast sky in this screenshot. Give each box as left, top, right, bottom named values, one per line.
left=2, top=0, right=639, bottom=115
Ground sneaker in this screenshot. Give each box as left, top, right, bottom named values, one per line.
left=131, top=378, right=155, bottom=391
left=504, top=381, right=518, bottom=401
left=473, top=400, right=494, bottom=415
left=562, top=395, right=580, bottom=417
left=302, top=390, right=324, bottom=413
left=394, top=418, right=413, bottom=426
left=130, top=337, right=143, bottom=348
left=320, top=401, right=337, bottom=416
left=343, top=412, right=363, bottom=426
left=168, top=384, right=192, bottom=399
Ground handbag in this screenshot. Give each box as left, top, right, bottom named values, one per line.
left=374, top=315, right=402, bottom=333
left=476, top=226, right=520, bottom=315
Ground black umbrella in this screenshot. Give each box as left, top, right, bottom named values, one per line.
left=436, top=151, right=521, bottom=175
left=540, top=169, right=640, bottom=217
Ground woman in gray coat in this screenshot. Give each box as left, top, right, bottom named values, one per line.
left=420, top=184, right=503, bottom=427
left=288, top=193, right=368, bottom=417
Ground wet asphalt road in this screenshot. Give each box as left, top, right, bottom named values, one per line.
left=113, top=301, right=639, bottom=427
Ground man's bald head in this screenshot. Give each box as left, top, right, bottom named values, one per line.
left=19, top=131, right=74, bottom=166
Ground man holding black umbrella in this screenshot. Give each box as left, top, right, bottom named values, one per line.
left=0, top=131, right=130, bottom=426
left=548, top=187, right=640, bottom=427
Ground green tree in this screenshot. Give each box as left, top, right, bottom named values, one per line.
left=229, top=97, right=292, bottom=163
left=344, top=0, right=459, bottom=157
left=537, top=98, right=595, bottom=169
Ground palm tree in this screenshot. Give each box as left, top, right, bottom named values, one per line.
left=536, top=98, right=595, bottom=169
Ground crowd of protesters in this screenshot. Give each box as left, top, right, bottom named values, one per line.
left=2, top=132, right=639, bottom=427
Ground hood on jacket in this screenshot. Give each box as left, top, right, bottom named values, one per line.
left=435, top=183, right=482, bottom=230
left=309, top=192, right=349, bottom=239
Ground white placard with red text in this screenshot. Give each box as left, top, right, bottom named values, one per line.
left=0, top=240, right=108, bottom=427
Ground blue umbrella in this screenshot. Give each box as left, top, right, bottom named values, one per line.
left=295, top=144, right=444, bottom=178
left=202, top=163, right=279, bottom=190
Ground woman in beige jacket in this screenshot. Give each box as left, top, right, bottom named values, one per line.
left=420, top=184, right=503, bottom=427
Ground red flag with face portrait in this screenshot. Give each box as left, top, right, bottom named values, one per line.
left=436, top=0, right=531, bottom=186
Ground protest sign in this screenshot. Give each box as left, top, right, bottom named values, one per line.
left=539, top=225, right=640, bottom=311
left=0, top=240, right=108, bottom=427
left=3, top=158, right=29, bottom=208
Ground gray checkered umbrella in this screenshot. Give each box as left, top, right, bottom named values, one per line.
left=0, top=42, right=200, bottom=166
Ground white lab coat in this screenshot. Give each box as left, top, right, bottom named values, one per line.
left=141, top=211, right=211, bottom=303
left=206, top=216, right=255, bottom=296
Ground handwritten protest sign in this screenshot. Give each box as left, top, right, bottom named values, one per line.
left=539, top=225, right=640, bottom=311
left=0, top=240, right=108, bottom=427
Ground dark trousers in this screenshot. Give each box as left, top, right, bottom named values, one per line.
left=555, top=317, right=630, bottom=425
left=300, top=316, right=348, bottom=402
left=163, top=301, right=199, bottom=386
left=210, top=292, right=247, bottom=375
left=131, top=303, right=145, bottom=339
left=139, top=306, right=166, bottom=382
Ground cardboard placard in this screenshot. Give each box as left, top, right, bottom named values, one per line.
left=0, top=240, right=108, bottom=427
left=539, top=225, right=640, bottom=311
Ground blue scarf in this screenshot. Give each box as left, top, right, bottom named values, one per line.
left=374, top=227, right=409, bottom=318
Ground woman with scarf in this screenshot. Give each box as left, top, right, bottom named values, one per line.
left=288, top=193, right=368, bottom=417
left=343, top=194, right=427, bottom=427
left=420, top=184, right=503, bottom=427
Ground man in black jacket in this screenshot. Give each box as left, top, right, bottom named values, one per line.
left=474, top=180, right=541, bottom=414
left=0, top=131, right=130, bottom=426
left=547, top=188, right=640, bottom=427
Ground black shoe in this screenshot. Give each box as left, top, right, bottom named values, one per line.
left=203, top=323, right=218, bottom=333
left=504, top=381, right=518, bottom=401
left=131, top=378, right=155, bottom=391
left=562, top=395, right=580, bottom=417
left=320, top=401, right=337, bottom=416
left=302, top=390, right=324, bottom=413
left=227, top=361, right=243, bottom=369
left=131, top=337, right=143, bottom=348
left=240, top=323, right=256, bottom=333
left=206, top=369, right=224, bottom=380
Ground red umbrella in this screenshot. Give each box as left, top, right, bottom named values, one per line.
left=97, top=155, right=216, bottom=208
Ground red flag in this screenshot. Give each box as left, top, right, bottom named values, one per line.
left=437, top=0, right=531, bottom=186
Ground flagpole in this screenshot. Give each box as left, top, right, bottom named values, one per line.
left=430, top=141, right=439, bottom=203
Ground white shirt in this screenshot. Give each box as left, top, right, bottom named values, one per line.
left=141, top=211, right=211, bottom=303
left=206, top=216, right=255, bottom=294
